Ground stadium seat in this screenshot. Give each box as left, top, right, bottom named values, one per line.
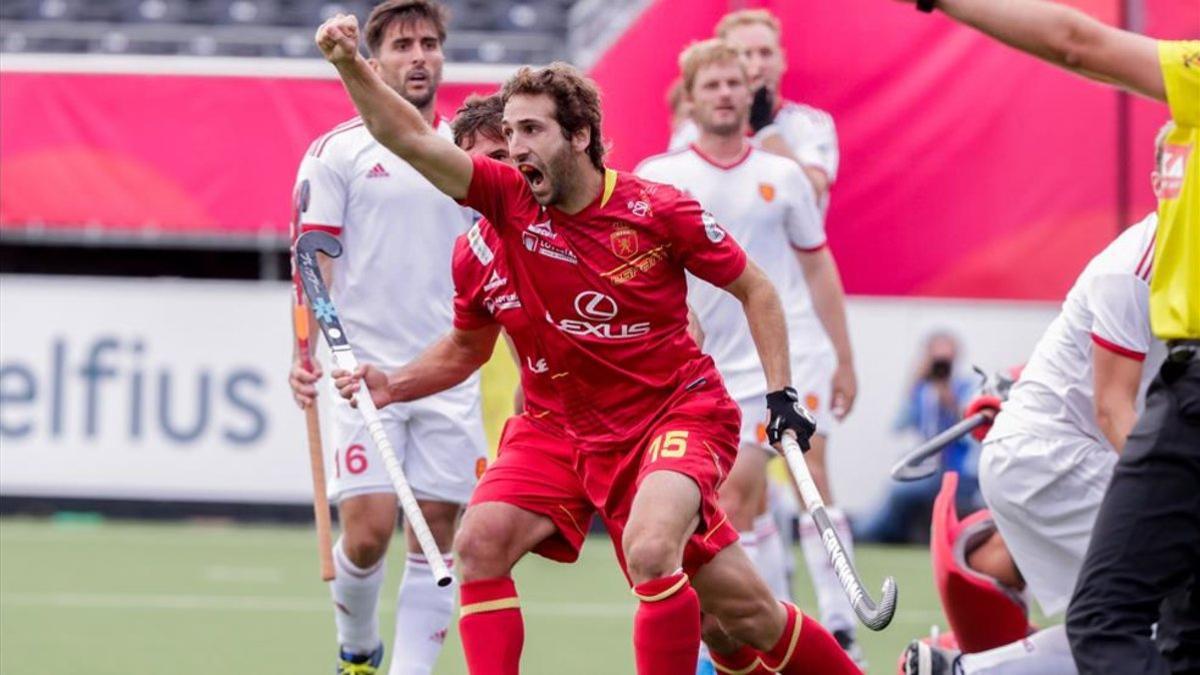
left=930, top=471, right=1035, bottom=654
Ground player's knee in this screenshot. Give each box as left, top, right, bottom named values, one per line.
left=623, top=532, right=682, bottom=584
left=454, top=512, right=517, bottom=581
left=342, top=522, right=393, bottom=568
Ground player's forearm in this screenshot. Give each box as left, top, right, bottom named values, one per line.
left=733, top=266, right=792, bottom=391
left=933, top=0, right=1164, bottom=101
left=801, top=250, right=853, bottom=367
left=1096, top=401, right=1136, bottom=453
left=385, top=329, right=496, bottom=402
left=334, top=55, right=431, bottom=159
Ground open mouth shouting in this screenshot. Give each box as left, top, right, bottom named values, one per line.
left=519, top=162, right=546, bottom=190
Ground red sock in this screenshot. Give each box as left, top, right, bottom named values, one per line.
left=760, top=603, right=861, bottom=674
left=632, top=572, right=701, bottom=675
left=459, top=577, right=523, bottom=675
left=710, top=645, right=771, bottom=674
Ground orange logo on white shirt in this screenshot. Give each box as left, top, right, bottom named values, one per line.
left=759, top=183, right=776, bottom=202
left=1160, top=143, right=1191, bottom=200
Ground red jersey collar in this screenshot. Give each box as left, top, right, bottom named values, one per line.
left=689, top=142, right=753, bottom=170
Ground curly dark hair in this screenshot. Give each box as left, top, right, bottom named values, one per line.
left=501, top=62, right=606, bottom=171
left=364, top=0, right=448, bottom=56
left=452, top=92, right=505, bottom=149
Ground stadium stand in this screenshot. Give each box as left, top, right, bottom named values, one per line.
left=0, top=0, right=599, bottom=63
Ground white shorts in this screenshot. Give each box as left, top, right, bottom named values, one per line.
left=325, top=380, right=486, bottom=505
left=979, top=432, right=1116, bottom=615
left=735, top=349, right=836, bottom=450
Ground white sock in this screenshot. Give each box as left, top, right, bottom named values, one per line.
left=799, top=507, right=856, bottom=633
left=959, top=625, right=1077, bottom=674
left=331, top=537, right=386, bottom=655
left=754, top=513, right=791, bottom=600
left=387, top=553, right=456, bottom=675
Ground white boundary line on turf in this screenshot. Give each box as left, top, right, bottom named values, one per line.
left=0, top=53, right=517, bottom=82
left=0, top=591, right=948, bottom=623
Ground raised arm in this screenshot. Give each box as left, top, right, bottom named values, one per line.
left=315, top=13, right=474, bottom=198
left=905, top=0, right=1164, bottom=101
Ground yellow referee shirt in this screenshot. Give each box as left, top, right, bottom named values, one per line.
left=1152, top=40, right=1200, bottom=340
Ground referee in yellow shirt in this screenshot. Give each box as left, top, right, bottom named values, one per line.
left=889, top=0, right=1198, bottom=673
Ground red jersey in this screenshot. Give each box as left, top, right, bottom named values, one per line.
left=461, top=155, right=748, bottom=451
left=451, top=218, right=563, bottom=424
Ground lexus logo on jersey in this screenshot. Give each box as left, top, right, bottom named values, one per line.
left=574, top=291, right=618, bottom=321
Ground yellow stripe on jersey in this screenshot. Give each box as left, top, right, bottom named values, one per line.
left=1151, top=40, right=1200, bottom=340
left=600, top=168, right=618, bottom=208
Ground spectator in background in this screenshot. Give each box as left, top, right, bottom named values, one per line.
left=854, top=331, right=981, bottom=543
left=666, top=77, right=691, bottom=136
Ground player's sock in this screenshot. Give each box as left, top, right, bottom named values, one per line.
left=760, top=602, right=860, bottom=674
left=709, top=645, right=770, bottom=674
left=753, top=513, right=791, bottom=600
left=632, top=571, right=701, bottom=674
left=459, top=577, right=523, bottom=675
left=388, top=553, right=455, bottom=675
left=331, top=537, right=387, bottom=656
left=958, top=625, right=1077, bottom=674
left=800, top=507, right=857, bottom=633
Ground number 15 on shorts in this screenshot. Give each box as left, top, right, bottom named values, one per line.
left=648, top=430, right=689, bottom=462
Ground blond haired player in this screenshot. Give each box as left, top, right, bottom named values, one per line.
left=670, top=9, right=838, bottom=206
left=639, top=39, right=863, bottom=665
left=287, top=3, right=485, bottom=673
left=890, top=0, right=1198, bottom=671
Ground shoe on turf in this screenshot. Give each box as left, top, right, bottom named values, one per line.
left=902, top=639, right=963, bottom=675
left=834, top=628, right=869, bottom=670
left=336, top=643, right=384, bottom=675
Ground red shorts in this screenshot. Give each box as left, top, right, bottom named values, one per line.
left=577, top=385, right=742, bottom=581
left=468, top=414, right=594, bottom=563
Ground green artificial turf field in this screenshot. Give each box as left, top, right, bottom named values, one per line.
left=0, top=517, right=963, bottom=674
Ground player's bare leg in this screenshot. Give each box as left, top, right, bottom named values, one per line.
left=391, top=499, right=459, bottom=675
left=454, top=501, right=558, bottom=675
left=622, top=471, right=705, bottom=674
left=790, top=433, right=862, bottom=659
left=332, top=493, right=398, bottom=669
left=966, top=531, right=1025, bottom=591
left=692, top=543, right=862, bottom=673
left=718, top=443, right=790, bottom=600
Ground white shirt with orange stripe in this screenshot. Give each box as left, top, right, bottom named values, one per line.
left=990, top=212, right=1167, bottom=449
left=635, top=143, right=831, bottom=401
left=295, top=116, right=475, bottom=367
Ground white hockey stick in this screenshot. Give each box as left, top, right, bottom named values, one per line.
left=294, top=231, right=452, bottom=587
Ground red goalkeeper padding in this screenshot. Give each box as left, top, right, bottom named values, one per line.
left=932, top=472, right=1035, bottom=653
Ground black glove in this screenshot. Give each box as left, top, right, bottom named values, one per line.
left=749, top=86, right=776, bottom=133
left=766, top=387, right=817, bottom=450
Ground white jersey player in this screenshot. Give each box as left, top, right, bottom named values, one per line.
left=638, top=39, right=863, bottom=662
left=669, top=10, right=839, bottom=206
left=287, top=3, right=484, bottom=674
left=905, top=126, right=1174, bottom=675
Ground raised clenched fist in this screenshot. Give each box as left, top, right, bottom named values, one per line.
left=315, top=13, right=361, bottom=65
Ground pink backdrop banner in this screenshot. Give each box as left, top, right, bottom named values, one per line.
left=1, top=0, right=1196, bottom=300
left=0, top=72, right=495, bottom=236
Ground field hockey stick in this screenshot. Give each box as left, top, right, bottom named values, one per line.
left=890, top=366, right=1008, bottom=482
left=889, top=412, right=991, bottom=482
left=294, top=231, right=453, bottom=587
left=292, top=300, right=336, bottom=581
left=781, top=432, right=898, bottom=630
